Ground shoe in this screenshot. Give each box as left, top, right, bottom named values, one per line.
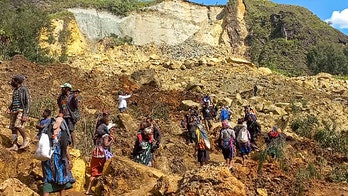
left=19, top=139, right=30, bottom=150
left=7, top=144, right=18, bottom=151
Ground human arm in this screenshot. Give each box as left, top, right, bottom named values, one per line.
left=66, top=147, right=73, bottom=169
left=20, top=87, right=30, bottom=121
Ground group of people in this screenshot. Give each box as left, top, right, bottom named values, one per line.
left=6, top=74, right=278, bottom=195
left=6, top=75, right=79, bottom=195
left=181, top=94, right=282, bottom=170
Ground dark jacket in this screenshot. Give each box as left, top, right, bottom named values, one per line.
left=57, top=93, right=79, bottom=117
left=9, top=86, right=30, bottom=116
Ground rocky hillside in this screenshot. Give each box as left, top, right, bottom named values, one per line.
left=0, top=0, right=347, bottom=195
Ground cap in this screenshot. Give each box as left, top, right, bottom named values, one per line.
left=60, top=83, right=72, bottom=89
left=12, top=75, right=25, bottom=84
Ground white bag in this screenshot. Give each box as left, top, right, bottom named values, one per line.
left=34, top=133, right=54, bottom=161
left=237, top=126, right=249, bottom=143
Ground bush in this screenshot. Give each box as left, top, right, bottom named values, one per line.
left=307, top=42, right=348, bottom=75
left=327, top=164, right=348, bottom=182
left=0, top=2, right=51, bottom=63
left=290, top=114, right=318, bottom=138
left=314, top=122, right=348, bottom=155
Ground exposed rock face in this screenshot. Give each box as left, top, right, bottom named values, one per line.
left=68, top=1, right=229, bottom=47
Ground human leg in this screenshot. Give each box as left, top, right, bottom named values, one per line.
left=86, top=176, right=96, bottom=195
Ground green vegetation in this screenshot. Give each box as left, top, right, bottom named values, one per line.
left=243, top=0, right=348, bottom=76
left=328, top=164, right=348, bottom=182
left=290, top=114, right=318, bottom=138
left=0, top=1, right=52, bottom=63
left=314, top=122, right=348, bottom=155
left=258, top=138, right=288, bottom=173
left=291, top=116, right=348, bottom=156
left=0, top=0, right=160, bottom=63
left=295, top=162, right=321, bottom=195
left=50, top=0, right=161, bottom=17
left=307, top=43, right=348, bottom=75
left=30, top=98, right=57, bottom=119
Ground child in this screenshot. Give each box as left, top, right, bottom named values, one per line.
left=35, top=109, right=52, bottom=139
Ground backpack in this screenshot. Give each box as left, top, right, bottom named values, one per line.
left=195, top=124, right=211, bottom=149
left=67, top=95, right=80, bottom=123
left=220, top=109, right=229, bottom=121
left=237, top=126, right=249, bottom=143
left=209, top=105, right=217, bottom=118
left=220, top=128, right=233, bottom=149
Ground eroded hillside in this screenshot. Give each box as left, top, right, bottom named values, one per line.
left=0, top=0, right=347, bottom=195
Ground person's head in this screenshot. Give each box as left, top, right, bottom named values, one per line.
left=60, top=83, right=72, bottom=95
left=10, top=75, right=25, bottom=88
left=272, top=126, right=278, bottom=132
left=139, top=121, right=150, bottom=129
left=222, top=121, right=229, bottom=128
left=102, top=110, right=109, bottom=117
left=237, top=118, right=243, bottom=124
left=143, top=126, right=153, bottom=139
left=118, top=90, right=123, bottom=95
left=42, top=109, right=51, bottom=118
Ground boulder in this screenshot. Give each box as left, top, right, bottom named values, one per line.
left=178, top=165, right=246, bottom=196
left=0, top=178, right=39, bottom=196
left=70, top=149, right=86, bottom=192
left=258, top=67, right=272, bottom=75
left=179, top=100, right=200, bottom=111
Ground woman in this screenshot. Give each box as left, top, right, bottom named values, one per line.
left=41, top=117, right=75, bottom=196
left=132, top=125, right=154, bottom=166
left=234, top=119, right=251, bottom=165
left=219, top=121, right=235, bottom=170
left=86, top=116, right=114, bottom=195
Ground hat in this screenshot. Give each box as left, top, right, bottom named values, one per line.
left=60, top=83, right=72, bottom=89
left=12, top=75, right=25, bottom=84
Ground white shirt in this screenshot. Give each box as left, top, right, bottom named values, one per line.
left=118, top=94, right=131, bottom=109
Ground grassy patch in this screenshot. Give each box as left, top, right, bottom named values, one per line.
left=290, top=114, right=318, bottom=138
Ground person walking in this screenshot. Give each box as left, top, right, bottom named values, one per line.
left=41, top=117, right=75, bottom=195
left=118, top=90, right=131, bottom=113
left=219, top=121, right=235, bottom=171
left=57, top=83, right=80, bottom=148
left=7, top=75, right=30, bottom=151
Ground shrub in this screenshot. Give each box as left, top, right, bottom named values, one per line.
left=290, top=114, right=318, bottom=138
left=30, top=98, right=57, bottom=119
left=327, top=164, right=348, bottom=182
left=314, top=122, right=348, bottom=155
left=0, top=2, right=51, bottom=63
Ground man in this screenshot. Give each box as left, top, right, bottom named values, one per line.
left=118, top=90, right=131, bottom=113
left=201, top=102, right=213, bottom=132
left=57, top=83, right=79, bottom=148
left=7, top=75, right=30, bottom=151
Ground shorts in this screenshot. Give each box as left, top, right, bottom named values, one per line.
left=222, top=146, right=234, bottom=159
left=64, top=117, right=76, bottom=132
left=90, top=156, right=106, bottom=177
left=119, top=107, right=126, bottom=113
left=9, top=111, right=24, bottom=129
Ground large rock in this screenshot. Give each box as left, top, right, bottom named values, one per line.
left=70, top=149, right=86, bottom=192
left=179, top=100, right=200, bottom=111
left=0, top=178, right=39, bottom=196
left=178, top=165, right=246, bottom=196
